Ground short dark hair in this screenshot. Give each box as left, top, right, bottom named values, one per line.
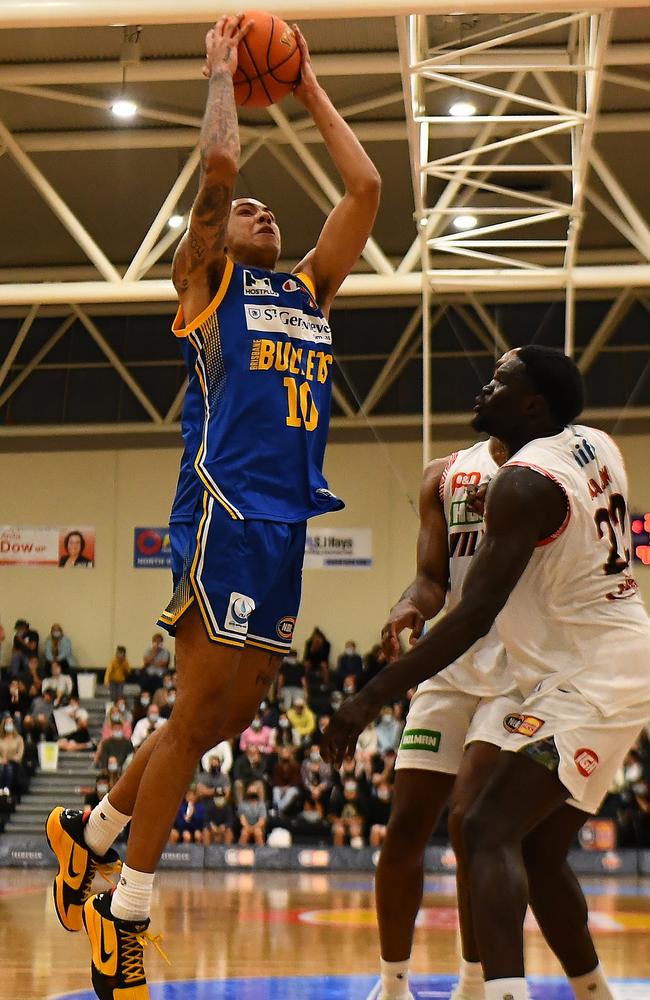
left=517, top=345, right=584, bottom=425
left=116, top=645, right=126, bottom=655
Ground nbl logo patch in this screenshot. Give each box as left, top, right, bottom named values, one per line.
left=276, top=616, right=296, bottom=641
left=503, top=714, right=545, bottom=737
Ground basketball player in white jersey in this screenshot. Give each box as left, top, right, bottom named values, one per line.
left=375, top=435, right=614, bottom=1000
left=325, top=345, right=650, bottom=1000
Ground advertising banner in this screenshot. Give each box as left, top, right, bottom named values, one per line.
left=0, top=526, right=95, bottom=567
left=133, top=527, right=172, bottom=569
left=304, top=528, right=372, bottom=569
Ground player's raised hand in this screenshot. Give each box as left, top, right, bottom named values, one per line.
left=202, top=14, right=253, bottom=79
left=381, top=600, right=426, bottom=661
left=291, top=24, right=320, bottom=103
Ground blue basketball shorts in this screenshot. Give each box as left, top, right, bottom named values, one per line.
left=157, top=490, right=306, bottom=655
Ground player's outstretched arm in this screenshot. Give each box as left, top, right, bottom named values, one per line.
left=322, top=466, right=567, bottom=764
left=172, top=15, right=251, bottom=322
left=381, top=456, right=451, bottom=661
left=291, top=25, right=381, bottom=315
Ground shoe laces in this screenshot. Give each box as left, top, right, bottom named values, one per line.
left=121, top=929, right=170, bottom=984
left=83, top=858, right=122, bottom=904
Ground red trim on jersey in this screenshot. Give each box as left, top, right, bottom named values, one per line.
left=505, top=460, right=571, bottom=547
left=438, top=452, right=459, bottom=503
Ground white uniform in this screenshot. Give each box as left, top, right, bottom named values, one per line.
left=396, top=441, right=521, bottom=775
left=495, top=425, right=650, bottom=813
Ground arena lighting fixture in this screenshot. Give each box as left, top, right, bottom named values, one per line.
left=453, top=214, right=478, bottom=231
left=111, top=99, right=138, bottom=119
left=449, top=100, right=477, bottom=117
left=168, top=214, right=185, bottom=230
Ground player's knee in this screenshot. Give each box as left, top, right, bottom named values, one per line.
left=461, top=799, right=506, bottom=856
left=383, top=808, right=427, bottom=860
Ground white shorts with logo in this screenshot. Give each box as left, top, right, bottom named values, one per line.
left=395, top=673, right=523, bottom=775
left=499, top=685, right=650, bottom=815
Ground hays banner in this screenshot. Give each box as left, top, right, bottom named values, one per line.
left=134, top=527, right=172, bottom=569
left=304, top=528, right=372, bottom=569
left=0, top=526, right=95, bottom=567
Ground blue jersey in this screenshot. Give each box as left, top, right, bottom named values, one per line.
left=170, top=258, right=344, bottom=524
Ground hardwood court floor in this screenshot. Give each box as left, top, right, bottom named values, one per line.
left=2, top=869, right=650, bottom=999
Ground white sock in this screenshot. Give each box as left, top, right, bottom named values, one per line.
left=380, top=958, right=412, bottom=1000
left=452, top=958, right=485, bottom=1000
left=110, top=863, right=155, bottom=922
left=485, top=979, right=528, bottom=1000
left=84, top=795, right=131, bottom=857
left=569, top=964, right=614, bottom=999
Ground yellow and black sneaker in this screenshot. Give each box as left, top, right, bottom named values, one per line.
left=45, top=806, right=122, bottom=933
left=83, top=890, right=169, bottom=1000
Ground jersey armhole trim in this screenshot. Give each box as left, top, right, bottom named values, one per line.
left=293, top=270, right=319, bottom=304
left=506, top=460, right=571, bottom=547
left=439, top=452, right=459, bottom=503
left=172, top=256, right=235, bottom=338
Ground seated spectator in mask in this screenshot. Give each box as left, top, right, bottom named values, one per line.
left=132, top=690, right=153, bottom=726
left=113, top=695, right=133, bottom=726
left=131, top=704, right=166, bottom=750
left=203, top=791, right=236, bottom=845
left=10, top=620, right=38, bottom=674
left=259, top=699, right=279, bottom=730
left=101, top=706, right=133, bottom=742
left=201, top=740, right=234, bottom=776
left=106, top=755, right=123, bottom=788
left=375, top=705, right=403, bottom=754
left=232, top=746, right=268, bottom=805
left=271, top=746, right=302, bottom=817
left=85, top=773, right=111, bottom=810
left=275, top=711, right=294, bottom=748
left=104, top=646, right=130, bottom=703
left=42, top=661, right=73, bottom=707
left=0, top=678, right=31, bottom=722
left=96, top=720, right=134, bottom=770
left=159, top=686, right=177, bottom=720
left=26, top=689, right=57, bottom=741
left=277, top=650, right=306, bottom=710
left=153, top=672, right=176, bottom=710
left=170, top=788, right=206, bottom=844
left=335, top=641, right=363, bottom=691
left=0, top=717, right=26, bottom=795
left=44, top=623, right=75, bottom=674
left=356, top=721, right=379, bottom=778
left=303, top=627, right=330, bottom=686
left=238, top=788, right=267, bottom=845
left=301, top=745, right=333, bottom=811
left=287, top=697, right=316, bottom=746
left=367, top=780, right=393, bottom=847
left=329, top=779, right=365, bottom=848
left=196, top=755, right=231, bottom=802
left=140, top=634, right=171, bottom=695
left=239, top=711, right=275, bottom=754
left=58, top=708, right=94, bottom=751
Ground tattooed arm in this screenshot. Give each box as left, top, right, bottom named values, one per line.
left=172, top=15, right=250, bottom=325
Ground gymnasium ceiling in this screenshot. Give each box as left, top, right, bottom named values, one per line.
left=0, top=9, right=649, bottom=444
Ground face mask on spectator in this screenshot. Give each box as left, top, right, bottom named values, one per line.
left=108, top=761, right=119, bottom=773
left=168, top=693, right=176, bottom=704
left=97, top=783, right=109, bottom=796
left=215, top=795, right=226, bottom=806
left=343, top=682, right=355, bottom=695
left=164, top=679, right=173, bottom=689
left=309, top=750, right=320, bottom=762
left=52, top=630, right=62, bottom=638
left=279, top=718, right=289, bottom=728
left=344, top=781, right=357, bottom=794
left=110, top=714, right=121, bottom=724
left=251, top=720, right=262, bottom=731
left=345, top=645, right=355, bottom=655
left=112, top=729, right=123, bottom=739
left=149, top=713, right=159, bottom=724
left=4, top=722, right=14, bottom=734
left=377, top=787, right=390, bottom=801
left=140, top=695, right=150, bottom=706
left=285, top=654, right=297, bottom=664
left=381, top=712, right=393, bottom=723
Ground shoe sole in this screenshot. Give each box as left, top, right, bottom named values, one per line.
left=45, top=806, right=82, bottom=934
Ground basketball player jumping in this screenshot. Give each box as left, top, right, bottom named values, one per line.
left=375, top=433, right=614, bottom=1000
left=46, top=16, right=380, bottom=999
left=325, top=345, right=650, bottom=1000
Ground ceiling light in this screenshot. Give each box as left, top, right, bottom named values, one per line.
left=168, top=214, right=185, bottom=230
left=111, top=99, right=138, bottom=119
left=453, top=214, right=478, bottom=231
left=449, top=101, right=477, bottom=117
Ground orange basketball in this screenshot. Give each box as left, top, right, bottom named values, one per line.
left=234, top=10, right=302, bottom=107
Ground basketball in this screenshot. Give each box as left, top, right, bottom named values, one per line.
left=234, top=10, right=302, bottom=107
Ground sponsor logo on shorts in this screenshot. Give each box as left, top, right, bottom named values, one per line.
left=574, top=747, right=599, bottom=777
left=276, top=616, right=296, bottom=641
left=503, top=713, right=545, bottom=737
left=225, top=592, right=256, bottom=635
left=400, top=728, right=441, bottom=753
left=244, top=270, right=279, bottom=298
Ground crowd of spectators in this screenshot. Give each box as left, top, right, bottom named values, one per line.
left=4, top=618, right=650, bottom=851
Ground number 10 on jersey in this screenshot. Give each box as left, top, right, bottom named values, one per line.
left=284, top=376, right=319, bottom=431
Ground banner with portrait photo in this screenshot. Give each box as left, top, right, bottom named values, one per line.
left=0, top=525, right=96, bottom=567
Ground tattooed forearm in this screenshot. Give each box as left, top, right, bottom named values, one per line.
left=200, top=69, right=240, bottom=178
